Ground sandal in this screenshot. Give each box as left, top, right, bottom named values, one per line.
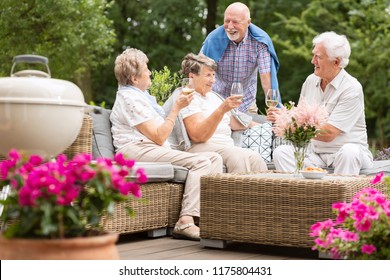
left=172, top=223, right=200, bottom=241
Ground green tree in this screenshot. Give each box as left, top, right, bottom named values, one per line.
left=249, top=0, right=313, bottom=111
left=92, top=0, right=207, bottom=107
left=92, top=0, right=311, bottom=109
left=200, top=0, right=312, bottom=113
left=0, top=0, right=116, bottom=102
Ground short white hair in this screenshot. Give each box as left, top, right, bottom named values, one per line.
left=313, top=31, right=351, bottom=68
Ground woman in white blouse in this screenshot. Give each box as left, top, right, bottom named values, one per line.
left=110, top=48, right=223, bottom=241
left=179, top=53, right=268, bottom=173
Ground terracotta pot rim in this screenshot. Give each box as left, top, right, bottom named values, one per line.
left=0, top=232, right=119, bottom=247
left=0, top=232, right=120, bottom=260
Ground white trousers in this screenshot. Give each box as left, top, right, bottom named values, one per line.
left=273, top=143, right=373, bottom=175
left=118, top=140, right=223, bottom=218
left=188, top=142, right=268, bottom=173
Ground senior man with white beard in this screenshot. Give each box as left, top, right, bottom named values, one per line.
left=200, top=2, right=280, bottom=114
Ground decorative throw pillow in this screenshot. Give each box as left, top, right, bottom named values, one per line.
left=241, top=122, right=273, bottom=163
left=87, top=105, right=115, bottom=159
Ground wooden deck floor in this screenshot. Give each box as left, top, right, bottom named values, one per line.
left=116, top=232, right=319, bottom=260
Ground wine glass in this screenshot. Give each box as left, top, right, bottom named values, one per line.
left=181, top=78, right=195, bottom=95
left=265, top=89, right=280, bottom=108
left=230, top=82, right=243, bottom=112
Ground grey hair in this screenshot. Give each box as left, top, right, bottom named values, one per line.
left=181, top=53, right=217, bottom=76
left=114, top=48, right=149, bottom=86
left=313, top=31, right=351, bottom=68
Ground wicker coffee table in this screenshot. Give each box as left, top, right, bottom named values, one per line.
left=200, top=171, right=387, bottom=249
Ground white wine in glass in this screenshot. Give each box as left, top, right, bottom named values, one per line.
left=181, top=78, right=195, bottom=95
left=230, top=82, right=244, bottom=112
left=265, top=89, right=280, bottom=107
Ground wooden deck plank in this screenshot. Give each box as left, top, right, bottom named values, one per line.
left=116, top=233, right=318, bottom=260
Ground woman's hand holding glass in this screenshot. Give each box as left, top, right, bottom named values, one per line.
left=176, top=91, right=194, bottom=110
left=182, top=78, right=195, bottom=95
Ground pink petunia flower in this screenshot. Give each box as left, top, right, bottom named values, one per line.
left=370, top=172, right=384, bottom=185
left=310, top=219, right=334, bottom=237
left=354, top=219, right=372, bottom=232
left=361, top=244, right=376, bottom=255
left=137, top=168, right=148, bottom=184
left=114, top=153, right=126, bottom=166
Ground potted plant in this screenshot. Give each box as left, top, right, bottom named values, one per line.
left=0, top=149, right=147, bottom=259
left=310, top=172, right=390, bottom=259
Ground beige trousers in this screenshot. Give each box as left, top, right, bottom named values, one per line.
left=188, top=142, right=268, bottom=173
left=118, top=140, right=223, bottom=217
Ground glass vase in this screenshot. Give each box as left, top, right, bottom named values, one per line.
left=293, top=144, right=308, bottom=177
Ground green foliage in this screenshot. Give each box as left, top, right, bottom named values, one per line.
left=248, top=0, right=313, bottom=112
left=92, top=0, right=314, bottom=111
left=149, top=66, right=182, bottom=105
left=386, top=177, right=390, bottom=198
left=91, top=0, right=206, bottom=108
left=2, top=0, right=388, bottom=148
left=89, top=100, right=107, bottom=109
left=0, top=0, right=116, bottom=86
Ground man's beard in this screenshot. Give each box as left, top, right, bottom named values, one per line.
left=226, top=31, right=239, bottom=42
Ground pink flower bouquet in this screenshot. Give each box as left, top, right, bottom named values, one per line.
left=310, top=172, right=390, bottom=259
left=273, top=99, right=328, bottom=148
left=272, top=99, right=328, bottom=173
left=0, top=149, right=147, bottom=239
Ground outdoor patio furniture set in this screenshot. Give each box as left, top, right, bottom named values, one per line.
left=15, top=106, right=390, bottom=248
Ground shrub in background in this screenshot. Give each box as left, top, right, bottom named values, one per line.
left=149, top=66, right=181, bottom=105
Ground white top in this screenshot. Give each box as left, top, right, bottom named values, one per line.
left=110, top=86, right=170, bottom=151
left=300, top=69, right=371, bottom=156
left=180, top=91, right=234, bottom=146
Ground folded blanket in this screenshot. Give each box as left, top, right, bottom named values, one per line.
left=162, top=89, right=192, bottom=151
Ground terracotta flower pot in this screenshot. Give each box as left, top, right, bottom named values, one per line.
left=0, top=233, right=120, bottom=260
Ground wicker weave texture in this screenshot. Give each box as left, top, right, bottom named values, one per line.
left=102, top=182, right=170, bottom=234
left=167, top=183, right=184, bottom=228
left=200, top=172, right=387, bottom=248
left=62, top=114, right=93, bottom=158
